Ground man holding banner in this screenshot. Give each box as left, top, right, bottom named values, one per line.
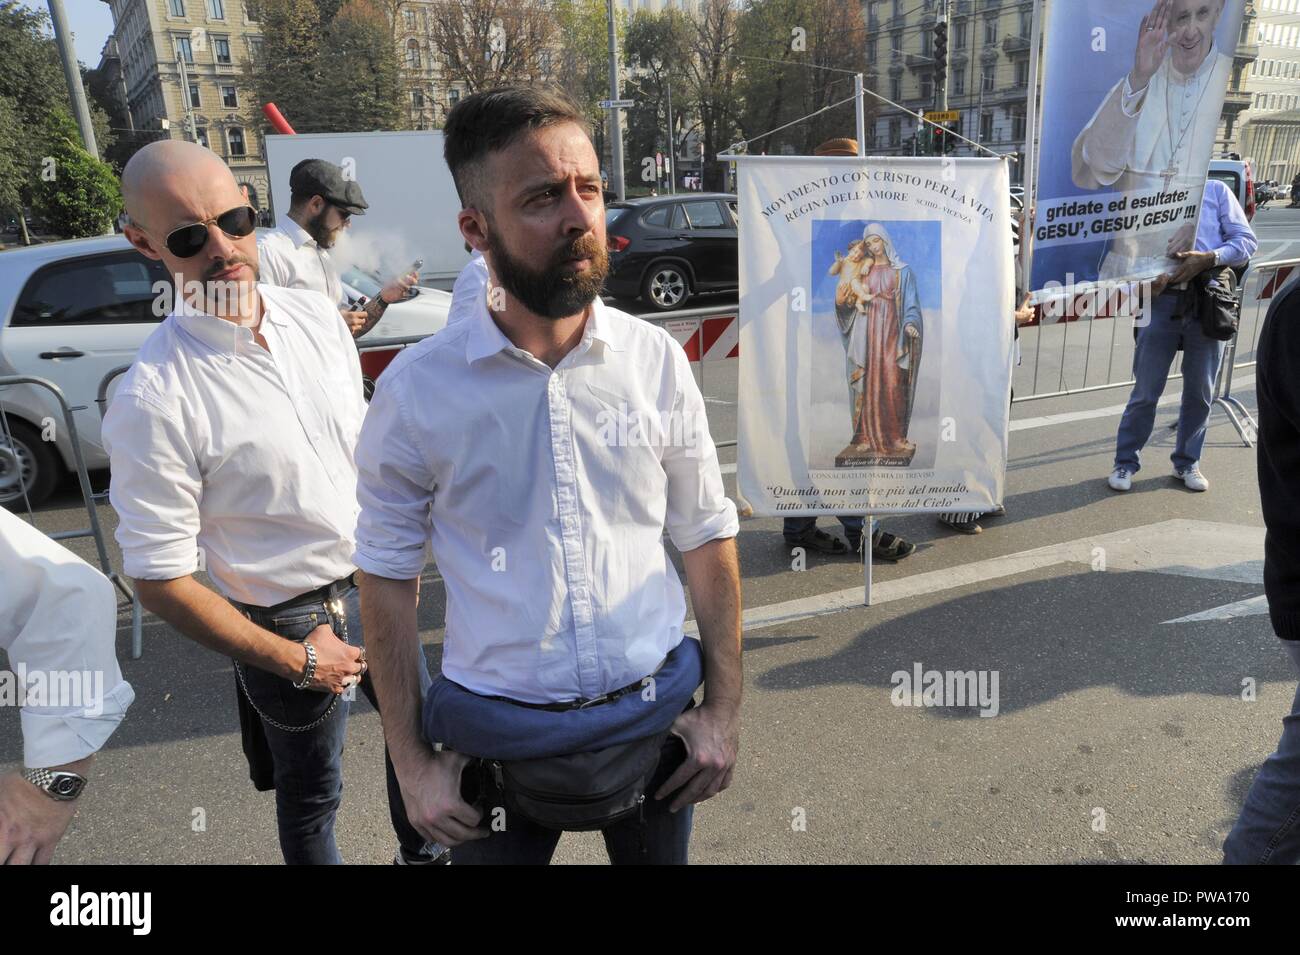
left=1106, top=176, right=1255, bottom=493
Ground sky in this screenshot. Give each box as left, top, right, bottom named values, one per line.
left=18, top=0, right=117, bottom=68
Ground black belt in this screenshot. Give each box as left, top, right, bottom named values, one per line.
left=232, top=572, right=356, bottom=618
left=482, top=675, right=648, bottom=713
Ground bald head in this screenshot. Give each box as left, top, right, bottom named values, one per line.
left=121, top=139, right=260, bottom=323
left=122, top=139, right=241, bottom=233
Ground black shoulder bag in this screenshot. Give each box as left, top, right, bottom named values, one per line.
left=1181, top=266, right=1240, bottom=342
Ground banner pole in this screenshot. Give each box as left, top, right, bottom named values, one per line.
left=863, top=515, right=873, bottom=606
left=855, top=74, right=866, bottom=156
left=1022, top=0, right=1045, bottom=289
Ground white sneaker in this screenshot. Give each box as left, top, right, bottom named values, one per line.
left=1175, top=466, right=1209, bottom=492
left=1108, top=467, right=1133, bottom=491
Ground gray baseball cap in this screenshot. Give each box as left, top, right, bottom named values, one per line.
left=288, top=158, right=369, bottom=215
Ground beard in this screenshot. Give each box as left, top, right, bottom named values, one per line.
left=304, top=207, right=342, bottom=249
left=485, top=226, right=609, bottom=320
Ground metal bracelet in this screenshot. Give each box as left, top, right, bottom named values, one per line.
left=292, top=639, right=317, bottom=690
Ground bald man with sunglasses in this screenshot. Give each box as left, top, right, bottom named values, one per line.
left=102, top=140, right=438, bottom=864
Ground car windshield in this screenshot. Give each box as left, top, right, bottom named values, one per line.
left=1208, top=170, right=1241, bottom=198
left=341, top=268, right=383, bottom=298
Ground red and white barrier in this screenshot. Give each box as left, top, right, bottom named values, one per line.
left=661, top=313, right=739, bottom=364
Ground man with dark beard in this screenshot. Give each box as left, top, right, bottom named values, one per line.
left=355, top=87, right=742, bottom=864
left=258, top=159, right=417, bottom=338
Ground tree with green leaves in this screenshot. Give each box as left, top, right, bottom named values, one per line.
left=242, top=0, right=406, bottom=134
left=680, top=0, right=743, bottom=192
left=0, top=2, right=117, bottom=240
left=554, top=0, right=618, bottom=128
left=734, top=0, right=869, bottom=157
left=28, top=112, right=121, bottom=238
left=623, top=8, right=690, bottom=191
left=319, top=0, right=406, bottom=131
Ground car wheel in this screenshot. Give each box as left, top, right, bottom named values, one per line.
left=0, top=419, right=60, bottom=509
left=641, top=262, right=691, bottom=311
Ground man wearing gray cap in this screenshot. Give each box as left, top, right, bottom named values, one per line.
left=259, top=158, right=418, bottom=338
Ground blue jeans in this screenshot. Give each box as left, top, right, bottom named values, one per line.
left=1224, top=641, right=1300, bottom=864
left=236, top=584, right=430, bottom=865
left=1114, top=292, right=1225, bottom=474
left=451, top=734, right=695, bottom=865
left=783, top=516, right=865, bottom=542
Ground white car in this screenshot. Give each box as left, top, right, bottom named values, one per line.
left=0, top=235, right=448, bottom=506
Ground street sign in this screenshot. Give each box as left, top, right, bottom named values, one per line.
left=924, top=110, right=960, bottom=123
left=599, top=99, right=635, bottom=109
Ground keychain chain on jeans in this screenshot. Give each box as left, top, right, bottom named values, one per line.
left=234, top=597, right=348, bottom=734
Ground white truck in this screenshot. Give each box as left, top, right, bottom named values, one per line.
left=264, top=130, right=470, bottom=288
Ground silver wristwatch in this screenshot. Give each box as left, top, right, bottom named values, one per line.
left=22, top=768, right=87, bottom=802
left=293, top=639, right=318, bottom=690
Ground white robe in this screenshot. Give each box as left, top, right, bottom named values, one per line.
left=1070, top=46, right=1232, bottom=280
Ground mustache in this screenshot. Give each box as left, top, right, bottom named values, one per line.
left=551, top=234, right=605, bottom=267
left=202, top=255, right=256, bottom=281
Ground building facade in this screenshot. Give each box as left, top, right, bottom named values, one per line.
left=863, top=0, right=1034, bottom=180
left=97, top=0, right=268, bottom=212
left=1239, top=0, right=1300, bottom=186
left=392, top=1, right=469, bottom=131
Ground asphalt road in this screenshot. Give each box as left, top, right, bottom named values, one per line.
left=3, top=211, right=1300, bottom=864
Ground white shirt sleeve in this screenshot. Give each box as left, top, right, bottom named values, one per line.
left=0, top=508, right=134, bottom=767
left=353, top=368, right=435, bottom=579
left=661, top=338, right=739, bottom=552
left=102, top=391, right=204, bottom=581
left=256, top=234, right=291, bottom=288
left=1120, top=74, right=1147, bottom=118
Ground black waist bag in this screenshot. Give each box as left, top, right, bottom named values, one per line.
left=478, top=730, right=672, bottom=831
left=1183, top=266, right=1240, bottom=342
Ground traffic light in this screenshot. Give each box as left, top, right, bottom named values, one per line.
left=942, top=120, right=957, bottom=154
left=934, top=20, right=948, bottom=89
left=926, top=120, right=957, bottom=156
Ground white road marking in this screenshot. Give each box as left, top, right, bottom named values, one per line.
left=1163, top=594, right=1268, bottom=625
left=684, top=519, right=1264, bottom=635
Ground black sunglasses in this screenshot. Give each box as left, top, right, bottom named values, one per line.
left=163, top=205, right=257, bottom=258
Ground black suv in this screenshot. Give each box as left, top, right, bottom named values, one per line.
left=603, top=193, right=738, bottom=311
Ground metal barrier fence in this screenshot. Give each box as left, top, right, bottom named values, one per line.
left=1012, top=257, right=1299, bottom=445
left=78, top=265, right=1298, bottom=656
left=1, top=373, right=143, bottom=658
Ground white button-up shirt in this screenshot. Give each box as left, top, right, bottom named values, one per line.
left=102, top=285, right=366, bottom=607
left=446, top=252, right=488, bottom=327
left=353, top=295, right=738, bottom=704
left=257, top=218, right=345, bottom=306
left=0, top=508, right=134, bottom=767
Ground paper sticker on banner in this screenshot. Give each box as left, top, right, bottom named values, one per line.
left=735, top=156, right=1014, bottom=517
left=1029, top=0, right=1246, bottom=302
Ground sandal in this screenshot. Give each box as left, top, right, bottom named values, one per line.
left=871, top=529, right=916, bottom=561
left=785, top=527, right=851, bottom=555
